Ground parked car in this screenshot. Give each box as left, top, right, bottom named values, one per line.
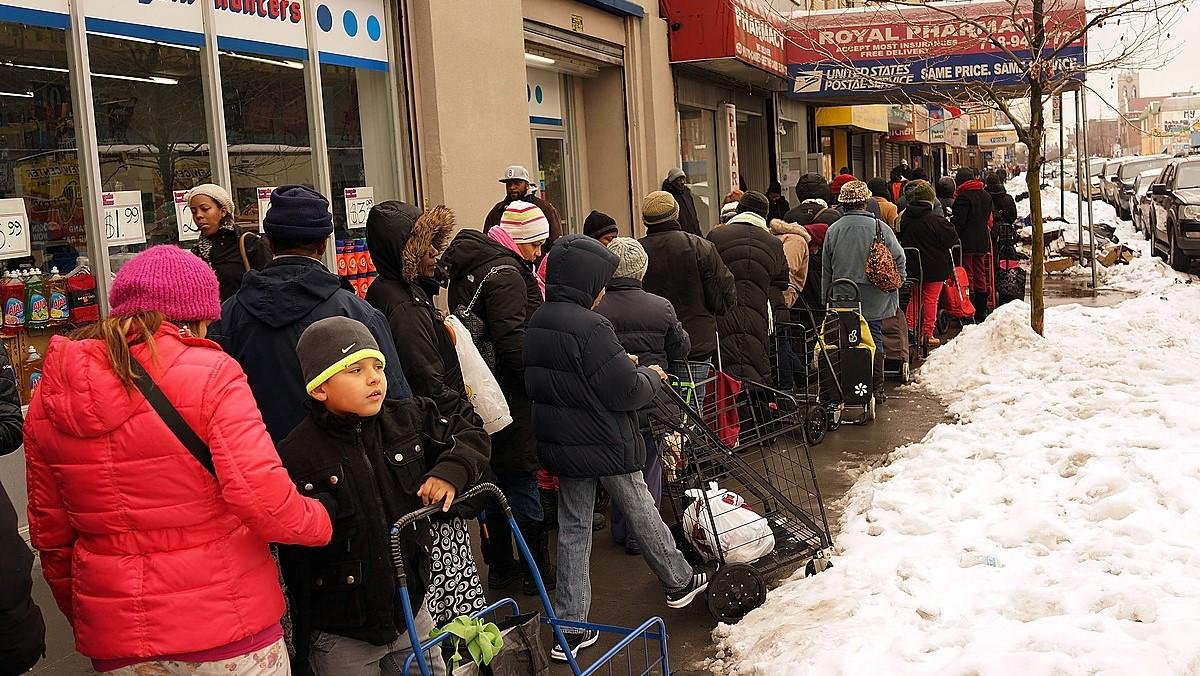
left=1087, top=158, right=1106, bottom=200
left=1148, top=157, right=1200, bottom=272
left=1131, top=169, right=1163, bottom=238
left=1101, top=158, right=1128, bottom=206
left=1116, top=156, right=1171, bottom=219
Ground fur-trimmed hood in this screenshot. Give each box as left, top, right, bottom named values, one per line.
left=366, top=201, right=456, bottom=282
left=769, top=219, right=812, bottom=240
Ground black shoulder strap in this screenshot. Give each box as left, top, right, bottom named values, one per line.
left=129, top=358, right=215, bottom=477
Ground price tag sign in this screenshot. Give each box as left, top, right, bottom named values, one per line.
left=344, top=187, right=375, bottom=229
left=257, top=186, right=276, bottom=232
left=102, top=190, right=146, bottom=247
left=174, top=190, right=199, bottom=242
left=0, top=198, right=32, bottom=260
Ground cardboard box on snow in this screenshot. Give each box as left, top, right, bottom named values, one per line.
left=1044, top=257, right=1076, bottom=273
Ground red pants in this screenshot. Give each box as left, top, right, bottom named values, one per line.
left=906, top=281, right=943, bottom=337
left=962, top=253, right=993, bottom=295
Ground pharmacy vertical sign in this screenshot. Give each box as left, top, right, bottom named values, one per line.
left=102, top=191, right=146, bottom=247
left=724, top=103, right=740, bottom=194
left=344, top=187, right=374, bottom=229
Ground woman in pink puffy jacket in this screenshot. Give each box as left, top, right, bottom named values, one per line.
left=24, top=246, right=332, bottom=674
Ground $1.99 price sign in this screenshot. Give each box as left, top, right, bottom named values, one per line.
left=0, top=198, right=32, bottom=260
left=102, top=191, right=146, bottom=247
left=344, top=187, right=374, bottom=229
left=175, top=190, right=199, bottom=242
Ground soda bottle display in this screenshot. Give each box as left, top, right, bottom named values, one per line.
left=47, top=267, right=70, bottom=325
left=25, top=268, right=49, bottom=330
left=1, top=271, right=25, bottom=335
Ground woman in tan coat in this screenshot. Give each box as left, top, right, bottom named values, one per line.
left=770, top=218, right=812, bottom=307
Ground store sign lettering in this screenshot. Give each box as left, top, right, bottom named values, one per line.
left=135, top=0, right=301, bottom=22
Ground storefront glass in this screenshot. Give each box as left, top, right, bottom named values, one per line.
left=0, top=23, right=84, bottom=273
left=679, top=107, right=718, bottom=231
left=321, top=63, right=397, bottom=239
left=222, top=51, right=313, bottom=231
left=88, top=33, right=210, bottom=269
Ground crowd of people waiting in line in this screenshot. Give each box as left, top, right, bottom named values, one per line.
left=0, top=160, right=1019, bottom=676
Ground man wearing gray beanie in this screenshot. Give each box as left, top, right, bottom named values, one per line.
left=595, top=237, right=689, bottom=555
left=211, top=186, right=411, bottom=442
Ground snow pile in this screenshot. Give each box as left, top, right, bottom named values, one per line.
left=714, top=291, right=1200, bottom=674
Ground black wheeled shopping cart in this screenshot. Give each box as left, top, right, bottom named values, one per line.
left=819, top=279, right=876, bottom=424
left=646, top=382, right=833, bottom=625
left=770, top=294, right=849, bottom=446
left=884, top=247, right=924, bottom=382
left=391, top=483, right=670, bottom=675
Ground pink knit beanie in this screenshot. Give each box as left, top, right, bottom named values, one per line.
left=109, top=245, right=222, bottom=322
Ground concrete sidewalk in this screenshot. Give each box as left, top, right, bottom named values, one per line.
left=26, top=381, right=949, bottom=675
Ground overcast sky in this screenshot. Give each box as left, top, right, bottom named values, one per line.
left=1085, top=2, right=1199, bottom=120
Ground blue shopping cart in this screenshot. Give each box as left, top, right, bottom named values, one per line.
left=391, top=483, right=671, bottom=675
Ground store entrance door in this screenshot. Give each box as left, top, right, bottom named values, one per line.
left=531, top=130, right=573, bottom=234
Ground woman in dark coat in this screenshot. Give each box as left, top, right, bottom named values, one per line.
left=706, top=191, right=789, bottom=383
left=899, top=181, right=959, bottom=348
left=443, top=209, right=548, bottom=593
left=365, top=202, right=463, bottom=411
left=186, top=184, right=270, bottom=301
left=985, top=172, right=1018, bottom=226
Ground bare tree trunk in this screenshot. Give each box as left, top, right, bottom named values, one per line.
left=1027, top=0, right=1047, bottom=336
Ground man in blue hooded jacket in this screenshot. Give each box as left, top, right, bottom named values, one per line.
left=524, top=234, right=711, bottom=663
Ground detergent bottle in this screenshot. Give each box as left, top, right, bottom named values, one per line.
left=25, top=268, right=48, bottom=330
left=1, top=271, right=25, bottom=335
left=47, top=267, right=69, bottom=326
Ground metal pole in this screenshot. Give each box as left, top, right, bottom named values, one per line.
left=303, top=6, right=336, bottom=272
left=1059, top=94, right=1065, bottom=219
left=199, top=2, right=231, bottom=189
left=1075, top=90, right=1085, bottom=265
left=66, top=1, right=112, bottom=316
left=1074, top=90, right=1085, bottom=267
left=1081, top=87, right=1098, bottom=287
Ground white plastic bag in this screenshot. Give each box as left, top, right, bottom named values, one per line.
left=682, top=482, right=775, bottom=565
left=445, top=314, right=511, bottom=434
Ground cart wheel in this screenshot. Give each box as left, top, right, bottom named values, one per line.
left=706, top=564, right=767, bottom=624
left=936, top=310, right=951, bottom=336
left=867, top=397, right=876, bottom=421
left=804, top=556, right=834, bottom=577
left=900, top=361, right=911, bottom=384
left=827, top=405, right=843, bottom=431
left=804, top=406, right=827, bottom=446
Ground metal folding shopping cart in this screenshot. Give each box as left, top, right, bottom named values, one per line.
left=391, top=483, right=670, bottom=675
left=646, top=382, right=833, bottom=624
left=770, top=296, right=848, bottom=445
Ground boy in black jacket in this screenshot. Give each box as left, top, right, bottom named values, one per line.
left=277, top=317, right=489, bottom=676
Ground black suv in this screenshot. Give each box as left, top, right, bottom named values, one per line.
left=1148, top=158, right=1200, bottom=272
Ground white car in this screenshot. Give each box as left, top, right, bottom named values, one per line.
left=1131, top=168, right=1163, bottom=236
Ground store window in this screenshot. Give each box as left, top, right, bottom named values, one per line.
left=0, top=22, right=87, bottom=402
left=88, top=33, right=210, bottom=269
left=679, top=107, right=718, bottom=231
left=222, top=51, right=314, bottom=231
left=321, top=62, right=399, bottom=239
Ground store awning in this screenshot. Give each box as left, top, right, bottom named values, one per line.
left=816, top=105, right=889, bottom=134
left=661, top=0, right=788, bottom=89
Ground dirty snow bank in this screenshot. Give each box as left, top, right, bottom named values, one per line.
left=714, top=289, right=1200, bottom=674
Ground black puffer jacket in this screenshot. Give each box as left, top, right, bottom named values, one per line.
left=0, top=352, right=44, bottom=676
left=525, top=235, right=660, bottom=479
left=277, top=398, right=488, bottom=666
left=443, top=229, right=542, bottom=474
left=707, top=213, right=789, bottom=383
left=663, top=179, right=703, bottom=236
left=194, top=227, right=271, bottom=302
left=899, top=201, right=960, bottom=282
left=210, top=257, right=411, bottom=442
left=986, top=183, right=1018, bottom=226
left=794, top=173, right=833, bottom=205
left=365, top=202, right=463, bottom=413
left=595, top=277, right=690, bottom=370
left=951, top=180, right=994, bottom=254
left=639, top=221, right=736, bottom=361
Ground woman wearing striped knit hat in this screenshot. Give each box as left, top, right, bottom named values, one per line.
left=442, top=200, right=554, bottom=596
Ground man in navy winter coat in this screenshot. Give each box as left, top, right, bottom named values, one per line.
left=211, top=185, right=410, bottom=441
left=524, top=235, right=710, bottom=663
